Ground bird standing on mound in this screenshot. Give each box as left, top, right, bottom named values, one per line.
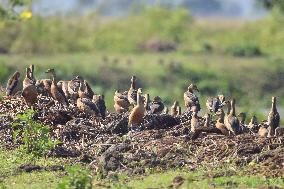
left=6, top=71, right=21, bottom=97
left=184, top=84, right=200, bottom=112
left=267, top=96, right=280, bottom=137
left=215, top=109, right=229, bottom=136
left=224, top=99, right=240, bottom=135
left=68, top=75, right=83, bottom=100
left=149, top=96, right=165, bottom=114
left=127, top=76, right=138, bottom=106
left=92, top=94, right=106, bottom=119
left=206, top=94, right=226, bottom=114
left=45, top=68, right=69, bottom=106
left=114, top=90, right=130, bottom=113
left=22, top=67, right=37, bottom=106
left=128, top=88, right=145, bottom=131
left=77, top=84, right=100, bottom=116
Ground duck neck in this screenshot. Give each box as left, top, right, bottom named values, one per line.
left=271, top=100, right=277, bottom=112
left=131, top=80, right=136, bottom=90
left=51, top=73, right=57, bottom=84
left=144, top=94, right=149, bottom=109
left=230, top=101, right=235, bottom=116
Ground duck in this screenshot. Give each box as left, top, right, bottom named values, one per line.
left=224, top=99, right=240, bottom=135
left=215, top=109, right=229, bottom=135
left=57, top=80, right=70, bottom=99
left=29, top=64, right=36, bottom=84
left=127, top=76, right=137, bottom=106
left=68, top=75, right=83, bottom=100
left=45, top=68, right=68, bottom=106
left=237, top=112, right=246, bottom=125
left=92, top=94, right=106, bottom=119
left=22, top=84, right=38, bottom=106
left=203, top=113, right=211, bottom=127
left=170, top=101, right=179, bottom=116
left=114, top=90, right=130, bottom=113
left=77, top=84, right=100, bottom=115
left=128, top=88, right=145, bottom=131
left=23, top=67, right=35, bottom=89
left=6, top=71, right=21, bottom=96
left=184, top=84, right=200, bottom=112
left=191, top=111, right=201, bottom=133
left=267, top=96, right=280, bottom=137
left=248, top=115, right=258, bottom=130
left=36, top=79, right=52, bottom=96
left=206, top=94, right=226, bottom=113
left=149, top=96, right=165, bottom=114
left=82, top=80, right=95, bottom=99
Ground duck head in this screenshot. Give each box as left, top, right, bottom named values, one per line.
left=188, top=84, right=199, bottom=92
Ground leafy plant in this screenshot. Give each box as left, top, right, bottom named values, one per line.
left=57, top=166, right=93, bottom=189
left=12, top=109, right=59, bottom=157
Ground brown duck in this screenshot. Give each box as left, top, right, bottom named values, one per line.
left=203, top=113, right=211, bottom=127
left=128, top=88, right=145, bottom=130
left=6, top=71, right=21, bottom=96
left=191, top=111, right=201, bottom=133
left=224, top=99, right=240, bottom=135
left=170, top=101, right=179, bottom=116
left=68, top=75, right=83, bottom=100
left=114, top=90, right=130, bottom=113
left=184, top=84, right=200, bottom=111
left=127, top=76, right=137, bottom=106
left=215, top=109, right=229, bottom=136
left=23, top=67, right=34, bottom=89
left=149, top=96, right=165, bottom=114
left=77, top=84, right=100, bottom=115
left=45, top=69, right=68, bottom=106
left=92, top=94, right=106, bottom=119
left=267, top=96, right=280, bottom=137
left=206, top=94, right=226, bottom=113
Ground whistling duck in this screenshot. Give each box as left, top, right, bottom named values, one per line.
left=144, top=93, right=150, bottom=111
left=267, top=96, right=280, bottom=137
left=170, top=101, right=179, bottom=116
left=149, top=96, right=165, bottom=114
left=203, top=113, right=211, bottom=127
left=184, top=84, right=200, bottom=111
left=82, top=80, right=94, bottom=99
left=128, top=88, right=145, bottom=131
left=237, top=112, right=246, bottom=125
left=45, top=69, right=68, bottom=106
left=77, top=84, right=99, bottom=115
left=191, top=111, right=201, bottom=133
left=127, top=76, right=137, bottom=105
left=92, top=94, right=106, bottom=119
left=36, top=79, right=52, bottom=96
left=215, top=109, right=229, bottom=135
left=114, top=90, right=130, bottom=113
left=57, top=80, right=70, bottom=99
left=68, top=75, right=83, bottom=100
left=224, top=99, right=240, bottom=135
left=206, top=94, right=226, bottom=113
left=23, top=68, right=34, bottom=89
left=6, top=71, right=21, bottom=96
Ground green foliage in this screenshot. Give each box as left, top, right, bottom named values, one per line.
left=226, top=43, right=262, bottom=57
left=57, top=166, right=93, bottom=189
left=12, top=109, right=59, bottom=157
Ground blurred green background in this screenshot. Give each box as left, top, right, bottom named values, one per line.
left=0, top=0, right=283, bottom=122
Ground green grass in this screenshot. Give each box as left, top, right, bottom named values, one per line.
left=0, top=149, right=283, bottom=189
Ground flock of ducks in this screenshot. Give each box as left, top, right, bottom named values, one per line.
left=3, top=65, right=282, bottom=137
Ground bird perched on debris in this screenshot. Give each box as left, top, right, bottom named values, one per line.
left=82, top=80, right=94, bottom=99
left=36, top=78, right=52, bottom=96
left=127, top=76, right=138, bottom=106
left=23, top=67, right=35, bottom=89
left=267, top=96, right=280, bottom=137
left=170, top=101, right=179, bottom=116
left=68, top=75, right=83, bottom=100
left=184, top=84, right=200, bottom=112
left=128, top=88, right=145, bottom=131
left=215, top=109, right=229, bottom=136
left=191, top=111, right=201, bottom=133
left=224, top=99, right=240, bottom=135
left=22, top=67, right=37, bottom=106
left=92, top=94, right=106, bottom=119
left=6, top=71, right=21, bottom=97
left=206, top=94, right=226, bottom=114
left=149, top=96, right=164, bottom=114
left=77, top=84, right=100, bottom=115
left=45, top=68, right=68, bottom=106
left=57, top=80, right=70, bottom=99
left=114, top=90, right=130, bottom=113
